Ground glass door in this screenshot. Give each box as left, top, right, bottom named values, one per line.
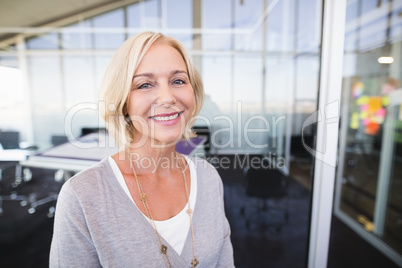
left=334, top=0, right=402, bottom=264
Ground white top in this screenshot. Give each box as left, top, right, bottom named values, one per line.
left=108, top=155, right=197, bottom=255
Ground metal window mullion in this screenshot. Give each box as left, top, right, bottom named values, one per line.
left=373, top=99, right=399, bottom=236
left=307, top=1, right=346, bottom=268
left=17, top=35, right=35, bottom=144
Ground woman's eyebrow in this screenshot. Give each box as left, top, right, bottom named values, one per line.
left=133, top=73, right=153, bottom=79
left=133, top=70, right=188, bottom=79
left=171, top=70, right=189, bottom=76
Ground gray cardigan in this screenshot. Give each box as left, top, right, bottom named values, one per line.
left=49, top=157, right=234, bottom=267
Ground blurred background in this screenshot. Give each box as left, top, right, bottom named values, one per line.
left=0, top=0, right=401, bottom=267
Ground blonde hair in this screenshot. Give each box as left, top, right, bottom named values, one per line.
left=99, top=32, right=204, bottom=148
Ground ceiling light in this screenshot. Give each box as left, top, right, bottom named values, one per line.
left=378, top=57, right=394, bottom=64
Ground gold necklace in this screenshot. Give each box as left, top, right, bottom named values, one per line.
left=127, top=151, right=199, bottom=268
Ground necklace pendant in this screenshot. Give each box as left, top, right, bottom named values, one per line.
left=140, top=193, right=147, bottom=201
left=186, top=208, right=193, bottom=215
left=161, top=244, right=168, bottom=254
left=191, top=257, right=199, bottom=267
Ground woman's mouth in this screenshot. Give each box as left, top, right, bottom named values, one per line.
left=149, top=111, right=183, bottom=122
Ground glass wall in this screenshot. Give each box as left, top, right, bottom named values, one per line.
left=0, top=1, right=324, bottom=265
left=0, top=0, right=323, bottom=163
left=335, top=0, right=402, bottom=264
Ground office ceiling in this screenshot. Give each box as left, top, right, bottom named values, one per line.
left=0, top=0, right=137, bottom=43
left=0, top=0, right=114, bottom=28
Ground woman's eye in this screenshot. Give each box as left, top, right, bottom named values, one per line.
left=173, top=79, right=185, bottom=85
left=138, top=83, right=152, bottom=89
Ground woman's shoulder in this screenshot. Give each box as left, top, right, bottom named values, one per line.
left=63, top=158, right=112, bottom=195
left=188, top=156, right=218, bottom=176
left=188, top=156, right=223, bottom=190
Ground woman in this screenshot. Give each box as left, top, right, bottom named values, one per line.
left=49, top=32, right=234, bottom=267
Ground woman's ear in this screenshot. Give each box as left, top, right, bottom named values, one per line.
left=124, top=113, right=132, bottom=124
left=123, top=104, right=132, bottom=123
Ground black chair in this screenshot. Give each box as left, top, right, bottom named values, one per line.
left=51, top=135, right=68, bottom=146
left=0, top=131, right=38, bottom=151
left=240, top=158, right=289, bottom=234
left=290, top=135, right=314, bottom=162
left=192, top=125, right=211, bottom=156
left=0, top=131, right=20, bottom=149
left=81, top=127, right=107, bottom=136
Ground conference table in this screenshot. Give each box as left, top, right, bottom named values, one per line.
left=1, top=132, right=206, bottom=216
left=19, top=132, right=206, bottom=177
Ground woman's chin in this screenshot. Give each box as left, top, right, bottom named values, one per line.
left=151, top=133, right=183, bottom=148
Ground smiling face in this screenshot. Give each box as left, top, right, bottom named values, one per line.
left=128, top=40, right=195, bottom=147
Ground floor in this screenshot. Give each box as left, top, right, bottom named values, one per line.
left=0, top=163, right=62, bottom=267
left=0, top=155, right=399, bottom=268
left=216, top=155, right=311, bottom=268
left=327, top=216, right=398, bottom=268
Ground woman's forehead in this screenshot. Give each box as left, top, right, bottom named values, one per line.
left=135, top=43, right=187, bottom=75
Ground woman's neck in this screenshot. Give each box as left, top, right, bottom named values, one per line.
left=125, top=136, right=182, bottom=176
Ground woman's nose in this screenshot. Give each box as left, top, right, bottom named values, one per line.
left=157, top=82, right=176, bottom=106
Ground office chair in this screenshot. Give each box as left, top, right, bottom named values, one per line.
left=0, top=130, right=38, bottom=151
left=290, top=135, right=314, bottom=163
left=192, top=125, right=211, bottom=156
left=81, top=127, right=107, bottom=136
left=51, top=135, right=68, bottom=146
left=240, top=158, right=289, bottom=235
left=0, top=131, right=20, bottom=150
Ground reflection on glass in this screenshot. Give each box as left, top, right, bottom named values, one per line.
left=337, top=0, right=402, bottom=259
left=61, top=20, right=92, bottom=50
left=63, top=55, right=99, bottom=138
left=63, top=56, right=95, bottom=106
left=202, top=0, right=232, bottom=29
left=265, top=57, right=294, bottom=107
left=94, top=56, right=113, bottom=91
left=26, top=32, right=59, bottom=49
left=202, top=0, right=232, bottom=50
left=166, top=0, right=193, bottom=49
left=127, top=3, right=141, bottom=30
left=296, top=0, right=322, bottom=53
left=234, top=0, right=263, bottom=51
left=295, top=58, right=320, bottom=101
left=202, top=56, right=232, bottom=111
left=143, top=0, right=161, bottom=28
left=266, top=0, right=295, bottom=53
left=233, top=55, right=263, bottom=111
left=92, top=9, right=125, bottom=49
left=0, top=65, right=26, bottom=138
left=358, top=1, right=388, bottom=50
left=167, top=0, right=192, bottom=28
left=2, top=1, right=325, bottom=266
left=378, top=102, right=402, bottom=253
left=28, top=56, right=64, bottom=147
left=0, top=55, right=19, bottom=68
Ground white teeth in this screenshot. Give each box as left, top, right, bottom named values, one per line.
left=152, top=113, right=180, bottom=121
